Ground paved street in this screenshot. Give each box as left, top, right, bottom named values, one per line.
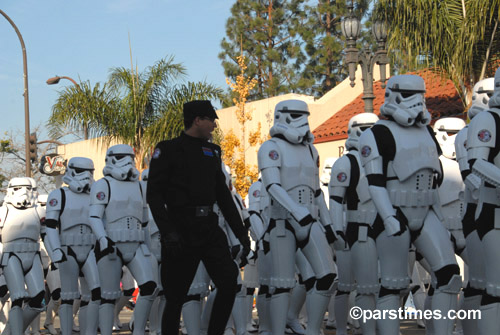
left=23, top=309, right=427, bottom=335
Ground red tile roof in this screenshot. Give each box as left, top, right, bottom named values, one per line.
left=313, top=69, right=465, bottom=144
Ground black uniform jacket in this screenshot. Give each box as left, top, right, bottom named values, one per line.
left=147, top=132, right=246, bottom=242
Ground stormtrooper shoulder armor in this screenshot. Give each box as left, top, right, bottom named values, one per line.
left=358, top=128, right=383, bottom=173
left=89, top=178, right=111, bottom=206
left=258, top=140, right=282, bottom=171
left=467, top=111, right=497, bottom=150
left=45, top=189, right=63, bottom=222
left=329, top=155, right=352, bottom=189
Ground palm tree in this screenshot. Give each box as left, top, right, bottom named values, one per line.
left=375, top=0, right=500, bottom=105
left=48, top=56, right=225, bottom=168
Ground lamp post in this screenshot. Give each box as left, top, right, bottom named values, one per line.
left=46, top=75, right=88, bottom=140
left=0, top=9, right=32, bottom=176
left=341, top=3, right=390, bottom=113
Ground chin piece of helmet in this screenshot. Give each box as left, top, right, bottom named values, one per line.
left=63, top=157, right=95, bottom=193
left=5, top=177, right=34, bottom=208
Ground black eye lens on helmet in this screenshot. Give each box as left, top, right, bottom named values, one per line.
left=359, top=126, right=370, bottom=132
left=401, top=92, right=416, bottom=99
left=114, top=155, right=126, bottom=160
left=74, top=168, right=86, bottom=174
left=290, top=113, right=303, bottom=119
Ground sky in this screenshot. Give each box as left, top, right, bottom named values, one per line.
left=0, top=0, right=233, bottom=142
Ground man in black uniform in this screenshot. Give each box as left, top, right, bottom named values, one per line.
left=147, top=100, right=250, bottom=335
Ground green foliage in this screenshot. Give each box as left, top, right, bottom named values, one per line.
left=220, top=0, right=373, bottom=99
left=375, top=0, right=500, bottom=105
left=47, top=56, right=225, bottom=168
left=219, top=0, right=307, bottom=99
left=297, top=0, right=370, bottom=96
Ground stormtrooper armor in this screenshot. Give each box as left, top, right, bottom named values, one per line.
left=455, top=78, right=494, bottom=335
left=45, top=157, right=101, bottom=335
left=89, top=144, right=157, bottom=335
left=328, top=113, right=379, bottom=335
left=359, top=75, right=461, bottom=335
left=0, top=178, right=45, bottom=335
left=434, top=117, right=467, bottom=160
left=247, top=180, right=273, bottom=335
left=467, top=67, right=500, bottom=333
left=258, top=99, right=338, bottom=335
left=140, top=169, right=165, bottom=335
left=433, top=118, right=467, bottom=256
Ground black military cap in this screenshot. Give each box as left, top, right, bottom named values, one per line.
left=183, top=100, right=218, bottom=120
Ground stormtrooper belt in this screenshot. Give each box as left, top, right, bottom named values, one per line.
left=3, top=241, right=40, bottom=253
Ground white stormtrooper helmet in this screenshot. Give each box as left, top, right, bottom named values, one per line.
left=4, top=177, right=34, bottom=208
left=433, top=117, right=466, bottom=159
left=320, top=157, right=337, bottom=185
left=141, top=169, right=149, bottom=181
left=103, top=144, right=140, bottom=181
left=63, top=157, right=95, bottom=193
left=380, top=74, right=430, bottom=127
left=27, top=177, right=38, bottom=205
left=488, top=67, right=500, bottom=109
left=269, top=99, right=314, bottom=144
left=469, top=78, right=494, bottom=119
left=37, top=194, right=48, bottom=207
left=345, top=113, right=379, bottom=150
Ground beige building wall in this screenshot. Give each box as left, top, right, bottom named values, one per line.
left=315, top=139, right=347, bottom=173
left=56, top=137, right=120, bottom=181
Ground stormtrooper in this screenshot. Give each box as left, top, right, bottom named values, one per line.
left=140, top=169, right=165, bottom=335
left=455, top=77, right=494, bottom=334
left=257, top=99, right=340, bottom=335
left=89, top=144, right=157, bottom=335
left=44, top=157, right=101, bottom=335
left=358, top=74, right=461, bottom=335
left=0, top=178, right=45, bottom=335
left=247, top=179, right=272, bottom=335
left=329, top=113, right=380, bottom=335
left=466, top=67, right=500, bottom=333
left=433, top=117, right=467, bottom=258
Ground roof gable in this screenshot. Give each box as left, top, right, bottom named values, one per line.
left=313, top=69, right=465, bottom=144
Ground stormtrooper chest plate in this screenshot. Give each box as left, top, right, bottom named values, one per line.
left=61, top=190, right=91, bottom=230
left=104, top=178, right=143, bottom=223
left=381, top=121, right=441, bottom=182
left=273, top=139, right=317, bottom=193
left=2, top=205, right=40, bottom=243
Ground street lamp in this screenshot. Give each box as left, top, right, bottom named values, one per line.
left=341, top=3, right=389, bottom=113
left=46, top=75, right=88, bottom=140
left=0, top=9, right=32, bottom=177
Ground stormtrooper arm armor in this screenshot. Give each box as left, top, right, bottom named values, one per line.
left=89, top=179, right=110, bottom=244
left=471, top=158, right=500, bottom=187
left=44, top=189, right=63, bottom=254
left=328, top=155, right=351, bottom=233
left=359, top=130, right=400, bottom=236
left=246, top=182, right=266, bottom=241
left=467, top=111, right=498, bottom=186
left=455, top=127, right=470, bottom=179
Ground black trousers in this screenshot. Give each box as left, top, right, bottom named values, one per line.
left=161, top=214, right=239, bottom=335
